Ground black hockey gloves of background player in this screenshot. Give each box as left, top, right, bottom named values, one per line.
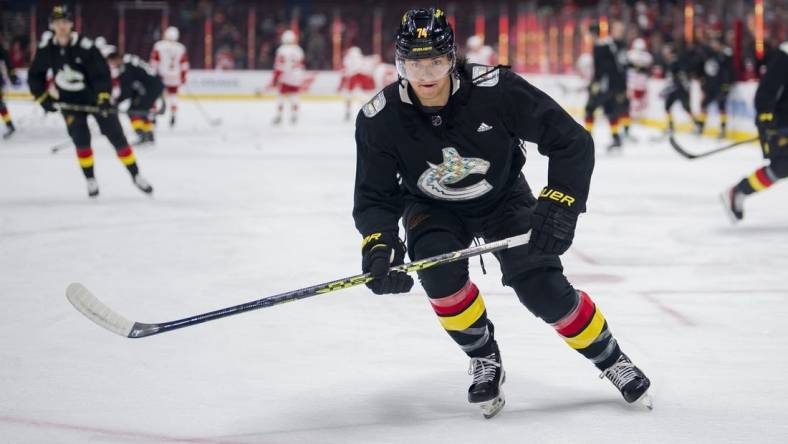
left=361, top=232, right=414, bottom=295
left=528, top=187, right=580, bottom=256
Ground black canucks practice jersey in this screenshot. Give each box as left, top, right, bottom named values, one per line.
left=353, top=63, right=595, bottom=237
left=28, top=31, right=111, bottom=105
left=755, top=42, right=788, bottom=126
left=115, top=54, right=164, bottom=103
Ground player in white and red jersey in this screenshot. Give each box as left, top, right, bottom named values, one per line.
left=626, top=38, right=653, bottom=117
left=465, top=35, right=496, bottom=65
left=271, top=30, right=305, bottom=125
left=338, top=47, right=378, bottom=121
left=373, top=62, right=398, bottom=91
left=150, top=26, right=189, bottom=127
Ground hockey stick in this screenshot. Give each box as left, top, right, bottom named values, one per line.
left=669, top=135, right=759, bottom=160
left=183, top=85, right=223, bottom=126
left=50, top=140, right=73, bottom=154
left=66, top=233, right=530, bottom=338
left=55, top=103, right=165, bottom=117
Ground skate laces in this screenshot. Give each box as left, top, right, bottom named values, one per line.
left=600, top=355, right=638, bottom=389
left=468, top=354, right=500, bottom=385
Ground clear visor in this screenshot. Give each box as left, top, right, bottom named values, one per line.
left=395, top=53, right=455, bottom=82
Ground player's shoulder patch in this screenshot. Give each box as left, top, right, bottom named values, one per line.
left=780, top=42, right=788, bottom=55
left=39, top=31, right=53, bottom=48
left=471, top=65, right=500, bottom=87
left=362, top=90, right=387, bottom=118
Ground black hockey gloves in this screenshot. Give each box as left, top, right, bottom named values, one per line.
left=35, top=93, right=57, bottom=113
left=97, top=92, right=113, bottom=118
left=529, top=187, right=580, bottom=256
left=756, top=113, right=787, bottom=158
left=361, top=232, right=414, bottom=295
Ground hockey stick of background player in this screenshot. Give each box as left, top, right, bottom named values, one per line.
left=49, top=104, right=166, bottom=153
left=182, top=85, right=223, bottom=126
left=55, top=103, right=162, bottom=117
left=66, top=233, right=531, bottom=339
left=669, top=135, right=759, bottom=160
left=49, top=140, right=73, bottom=154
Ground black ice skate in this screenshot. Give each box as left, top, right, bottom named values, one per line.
left=2, top=122, right=15, bottom=140
left=694, top=119, right=705, bottom=135
left=132, top=174, right=154, bottom=195
left=468, top=350, right=506, bottom=419
left=86, top=178, right=99, bottom=198
left=606, top=134, right=623, bottom=153
left=600, top=353, right=652, bottom=409
left=169, top=113, right=176, bottom=128
left=272, top=114, right=283, bottom=125
left=719, top=187, right=744, bottom=223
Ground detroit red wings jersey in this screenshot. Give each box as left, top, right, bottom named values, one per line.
left=150, top=40, right=189, bottom=87
left=274, top=44, right=305, bottom=87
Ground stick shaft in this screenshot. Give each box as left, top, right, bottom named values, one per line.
left=68, top=233, right=529, bottom=338
left=670, top=135, right=758, bottom=159
left=130, top=233, right=529, bottom=337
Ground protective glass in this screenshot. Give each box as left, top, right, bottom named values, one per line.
left=395, top=53, right=455, bottom=82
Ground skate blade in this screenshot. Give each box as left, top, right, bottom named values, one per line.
left=634, top=391, right=654, bottom=411
left=480, top=392, right=505, bottom=419
left=718, top=192, right=740, bottom=225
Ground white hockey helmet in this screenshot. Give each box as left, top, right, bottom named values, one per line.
left=632, top=37, right=647, bottom=52
left=281, top=30, right=296, bottom=44
left=347, top=46, right=362, bottom=57
left=467, top=35, right=483, bottom=50
left=164, top=26, right=180, bottom=41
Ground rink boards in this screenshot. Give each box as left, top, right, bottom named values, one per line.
left=6, top=68, right=758, bottom=140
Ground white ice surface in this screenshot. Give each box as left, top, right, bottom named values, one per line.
left=1, top=99, right=787, bottom=443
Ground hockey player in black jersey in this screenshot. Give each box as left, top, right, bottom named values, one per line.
left=27, top=5, right=153, bottom=198
left=354, top=8, right=651, bottom=418
left=660, top=44, right=698, bottom=134
left=106, top=51, right=164, bottom=145
left=721, top=42, right=788, bottom=222
left=0, top=43, right=17, bottom=139
left=697, top=38, right=735, bottom=138
left=584, top=21, right=629, bottom=151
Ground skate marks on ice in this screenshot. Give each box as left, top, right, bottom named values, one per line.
left=209, top=375, right=640, bottom=444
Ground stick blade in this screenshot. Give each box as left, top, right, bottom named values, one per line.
left=668, top=135, right=698, bottom=159
left=66, top=283, right=134, bottom=337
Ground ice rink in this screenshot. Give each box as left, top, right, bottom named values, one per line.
left=1, top=97, right=787, bottom=444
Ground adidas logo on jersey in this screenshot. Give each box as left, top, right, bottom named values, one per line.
left=477, top=122, right=493, bottom=132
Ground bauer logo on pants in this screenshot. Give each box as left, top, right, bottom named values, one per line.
left=417, top=147, right=493, bottom=201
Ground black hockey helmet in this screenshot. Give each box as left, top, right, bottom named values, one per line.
left=49, top=5, right=73, bottom=23
left=395, top=8, right=455, bottom=60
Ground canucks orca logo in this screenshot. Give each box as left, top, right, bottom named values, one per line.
left=417, top=147, right=493, bottom=201
left=55, top=64, right=86, bottom=92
